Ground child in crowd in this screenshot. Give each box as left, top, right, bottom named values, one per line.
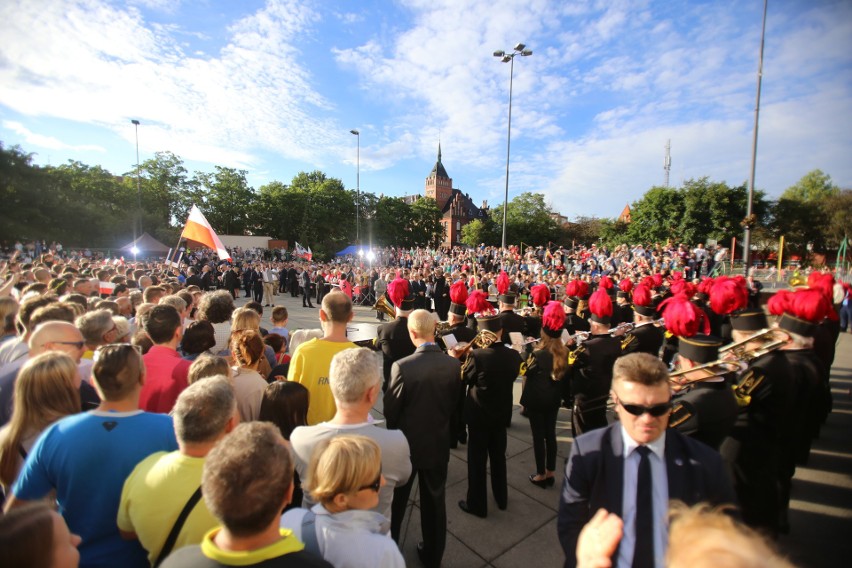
left=265, top=333, right=291, bottom=382
left=269, top=306, right=290, bottom=348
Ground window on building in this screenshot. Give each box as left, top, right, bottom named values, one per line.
left=456, top=221, right=461, bottom=231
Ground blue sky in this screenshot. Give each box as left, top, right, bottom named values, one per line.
left=1, top=0, right=850, bottom=220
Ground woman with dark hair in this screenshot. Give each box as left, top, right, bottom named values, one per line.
left=0, top=502, right=81, bottom=568
left=179, top=320, right=216, bottom=360
left=0, top=352, right=80, bottom=495
left=521, top=301, right=569, bottom=488
left=195, top=290, right=235, bottom=354
left=259, top=381, right=309, bottom=509
left=230, top=330, right=267, bottom=422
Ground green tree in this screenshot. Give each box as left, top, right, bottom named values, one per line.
left=781, top=169, right=839, bottom=202
left=679, top=178, right=767, bottom=245
left=626, top=186, right=684, bottom=244
left=823, top=189, right=852, bottom=246
left=288, top=170, right=354, bottom=258
left=408, top=197, right=443, bottom=247
left=373, top=196, right=412, bottom=246
left=461, top=218, right=498, bottom=247
left=0, top=143, right=51, bottom=243
left=491, top=192, right=560, bottom=247
left=194, top=167, right=256, bottom=235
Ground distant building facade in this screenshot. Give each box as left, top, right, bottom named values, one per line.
left=403, top=144, right=488, bottom=248
left=618, top=204, right=632, bottom=223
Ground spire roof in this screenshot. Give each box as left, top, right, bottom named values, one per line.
left=430, top=142, right=449, bottom=178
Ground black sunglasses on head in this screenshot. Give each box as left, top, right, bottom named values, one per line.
left=358, top=469, right=382, bottom=493
left=617, top=399, right=673, bottom=417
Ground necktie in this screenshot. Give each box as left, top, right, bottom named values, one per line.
left=633, top=446, right=654, bottom=568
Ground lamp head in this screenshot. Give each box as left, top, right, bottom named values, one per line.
left=493, top=50, right=505, bottom=57
left=514, top=43, right=526, bottom=51
left=521, top=49, right=533, bottom=56
left=501, top=55, right=512, bottom=63
left=131, top=119, right=140, bottom=125
left=350, top=129, right=359, bottom=135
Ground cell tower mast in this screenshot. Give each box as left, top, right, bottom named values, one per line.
left=663, top=139, right=672, bottom=187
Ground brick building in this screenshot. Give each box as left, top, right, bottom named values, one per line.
left=404, top=144, right=488, bottom=247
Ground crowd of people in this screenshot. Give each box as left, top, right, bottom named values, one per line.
left=0, top=239, right=849, bottom=568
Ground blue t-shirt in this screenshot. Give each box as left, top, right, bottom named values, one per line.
left=13, top=409, right=178, bottom=568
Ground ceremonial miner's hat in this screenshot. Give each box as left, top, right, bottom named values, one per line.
left=588, top=288, right=613, bottom=325
left=632, top=284, right=656, bottom=317
left=448, top=280, right=469, bottom=317
left=388, top=277, right=415, bottom=311
left=729, top=308, right=768, bottom=332
left=496, top=271, right=516, bottom=305
left=467, top=289, right=501, bottom=332
left=541, top=301, right=566, bottom=338
left=617, top=278, right=633, bottom=300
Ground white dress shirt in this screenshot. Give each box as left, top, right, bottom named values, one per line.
left=617, top=425, right=669, bottom=568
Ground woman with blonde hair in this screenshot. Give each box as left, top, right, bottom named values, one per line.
left=229, top=330, right=268, bottom=422
left=280, top=435, right=405, bottom=568
left=229, top=307, right=274, bottom=375
left=0, top=352, right=80, bottom=494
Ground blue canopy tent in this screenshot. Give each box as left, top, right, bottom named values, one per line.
left=335, top=245, right=369, bottom=257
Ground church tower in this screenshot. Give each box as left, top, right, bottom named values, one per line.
left=425, top=142, right=453, bottom=210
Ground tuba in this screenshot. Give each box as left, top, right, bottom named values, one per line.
left=452, top=329, right=500, bottom=361
left=373, top=293, right=396, bottom=320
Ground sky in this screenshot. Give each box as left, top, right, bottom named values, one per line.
left=1, top=0, right=850, bottom=220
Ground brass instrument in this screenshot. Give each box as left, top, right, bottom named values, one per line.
left=452, top=329, right=500, bottom=360
left=718, top=328, right=790, bottom=362
left=373, top=293, right=396, bottom=319
left=435, top=320, right=453, bottom=334
left=564, top=330, right=590, bottom=346
left=669, top=359, right=748, bottom=391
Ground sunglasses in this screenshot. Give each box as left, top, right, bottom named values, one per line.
left=358, top=469, right=382, bottom=493
left=616, top=398, right=673, bottom=417
left=51, top=340, right=86, bottom=350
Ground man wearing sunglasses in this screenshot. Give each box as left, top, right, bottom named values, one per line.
left=557, top=353, right=735, bottom=568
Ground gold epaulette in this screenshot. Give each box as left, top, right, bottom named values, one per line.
left=669, top=402, right=692, bottom=428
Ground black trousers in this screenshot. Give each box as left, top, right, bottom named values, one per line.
left=528, top=407, right=559, bottom=473
left=390, top=464, right=449, bottom=567
left=302, top=287, right=314, bottom=307
left=465, top=421, right=507, bottom=515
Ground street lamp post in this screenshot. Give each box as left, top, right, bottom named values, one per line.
left=350, top=129, right=360, bottom=245
left=131, top=119, right=142, bottom=243
left=494, top=43, right=532, bottom=251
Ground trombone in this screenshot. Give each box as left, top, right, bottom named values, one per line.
left=718, top=328, right=790, bottom=362
left=607, top=317, right=665, bottom=336
left=669, top=359, right=748, bottom=391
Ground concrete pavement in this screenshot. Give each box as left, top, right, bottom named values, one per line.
left=249, top=290, right=852, bottom=568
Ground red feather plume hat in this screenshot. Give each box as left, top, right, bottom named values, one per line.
left=660, top=293, right=710, bottom=338
left=531, top=284, right=550, bottom=308
left=632, top=284, right=656, bottom=317
left=466, top=289, right=500, bottom=332
left=708, top=275, right=748, bottom=315
left=496, top=270, right=516, bottom=305
left=448, top=280, right=469, bottom=317
left=387, top=277, right=412, bottom=309
left=588, top=288, right=613, bottom=325
left=541, top=301, right=566, bottom=337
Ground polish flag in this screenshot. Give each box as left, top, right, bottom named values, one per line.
left=181, top=205, right=231, bottom=261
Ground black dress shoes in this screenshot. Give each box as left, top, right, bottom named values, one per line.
left=457, top=500, right=486, bottom=518
left=529, top=474, right=548, bottom=488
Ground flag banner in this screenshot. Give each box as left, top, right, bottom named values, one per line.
left=99, top=281, right=115, bottom=296
left=181, top=205, right=231, bottom=261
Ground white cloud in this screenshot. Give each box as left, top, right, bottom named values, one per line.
left=2, top=120, right=106, bottom=153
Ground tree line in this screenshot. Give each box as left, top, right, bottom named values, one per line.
left=1, top=140, right=848, bottom=263
left=0, top=143, right=442, bottom=259
left=462, top=172, right=850, bottom=264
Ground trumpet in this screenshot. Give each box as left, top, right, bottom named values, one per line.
left=610, top=317, right=665, bottom=335
left=719, top=328, right=790, bottom=362
left=564, top=330, right=590, bottom=346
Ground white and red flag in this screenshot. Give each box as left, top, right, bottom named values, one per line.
left=181, top=205, right=231, bottom=261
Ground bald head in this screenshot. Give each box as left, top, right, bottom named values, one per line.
left=28, top=321, right=85, bottom=363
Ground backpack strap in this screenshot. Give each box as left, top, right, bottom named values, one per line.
left=154, top=486, right=203, bottom=567
left=300, top=509, right=320, bottom=556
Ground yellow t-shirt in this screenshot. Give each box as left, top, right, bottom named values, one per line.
left=287, top=338, right=357, bottom=425
left=117, top=451, right=218, bottom=565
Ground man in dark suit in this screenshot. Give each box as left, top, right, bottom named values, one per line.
left=497, top=289, right=526, bottom=344
left=557, top=353, right=736, bottom=568
left=457, top=312, right=523, bottom=518
left=376, top=278, right=417, bottom=391
left=433, top=268, right=449, bottom=321
left=384, top=309, right=461, bottom=568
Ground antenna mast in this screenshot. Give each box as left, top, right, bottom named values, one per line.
left=663, top=139, right=672, bottom=187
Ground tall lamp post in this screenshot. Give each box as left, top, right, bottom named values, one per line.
left=350, top=129, right=360, bottom=244
left=741, top=0, right=768, bottom=274
left=494, top=43, right=532, bottom=251
left=131, top=119, right=142, bottom=243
